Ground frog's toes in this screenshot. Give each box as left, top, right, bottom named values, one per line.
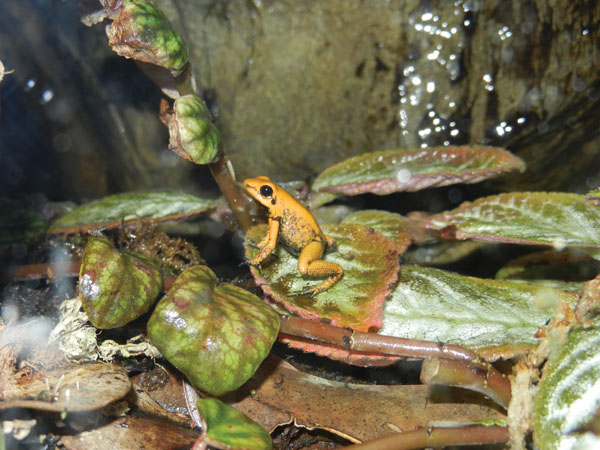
left=246, top=238, right=261, bottom=250
left=288, top=285, right=319, bottom=298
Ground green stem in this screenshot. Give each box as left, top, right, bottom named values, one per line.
left=174, top=64, right=195, bottom=96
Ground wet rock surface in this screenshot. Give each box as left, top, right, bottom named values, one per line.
left=160, top=0, right=600, bottom=189
left=0, top=0, right=598, bottom=198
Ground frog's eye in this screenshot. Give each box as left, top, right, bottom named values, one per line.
left=260, top=185, right=273, bottom=198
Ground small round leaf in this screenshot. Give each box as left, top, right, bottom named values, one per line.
left=147, top=265, right=280, bottom=396
left=79, top=236, right=162, bottom=329
left=162, top=95, right=221, bottom=164
left=107, top=0, right=189, bottom=74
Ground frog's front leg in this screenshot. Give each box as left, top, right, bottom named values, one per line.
left=249, top=217, right=280, bottom=266
left=297, top=240, right=343, bottom=296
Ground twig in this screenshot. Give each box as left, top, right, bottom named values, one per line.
left=420, top=357, right=512, bottom=409
left=1, top=262, right=80, bottom=283
left=346, top=425, right=508, bottom=450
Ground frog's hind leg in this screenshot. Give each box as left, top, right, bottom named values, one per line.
left=296, top=240, right=343, bottom=297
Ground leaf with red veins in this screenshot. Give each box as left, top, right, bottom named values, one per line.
left=342, top=210, right=411, bottom=255
left=245, top=224, right=398, bottom=332
left=311, top=146, right=525, bottom=197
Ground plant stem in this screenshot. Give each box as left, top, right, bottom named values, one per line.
left=208, top=153, right=254, bottom=230
left=279, top=316, right=479, bottom=363
left=171, top=64, right=254, bottom=231
left=1, top=262, right=80, bottom=283
left=174, top=64, right=195, bottom=96
left=420, top=357, right=512, bottom=409
left=345, top=425, right=508, bottom=450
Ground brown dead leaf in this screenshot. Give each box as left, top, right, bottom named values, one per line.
left=59, top=416, right=198, bottom=450
left=0, top=363, right=131, bottom=412
left=129, top=367, right=191, bottom=425
left=225, top=355, right=505, bottom=443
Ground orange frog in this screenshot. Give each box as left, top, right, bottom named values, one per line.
left=243, top=176, right=343, bottom=296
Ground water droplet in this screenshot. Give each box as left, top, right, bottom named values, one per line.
left=396, top=168, right=412, bottom=183
left=80, top=274, right=100, bottom=301
left=427, top=50, right=440, bottom=60
left=552, top=238, right=566, bottom=252
left=40, top=89, right=54, bottom=104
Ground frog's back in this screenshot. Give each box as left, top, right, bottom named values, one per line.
left=279, top=199, right=324, bottom=253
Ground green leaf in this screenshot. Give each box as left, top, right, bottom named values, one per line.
left=147, top=265, right=280, bottom=396
left=107, top=0, right=189, bottom=74
left=0, top=199, right=46, bottom=255
left=533, top=325, right=600, bottom=450
left=403, top=241, right=487, bottom=266
left=341, top=210, right=411, bottom=254
left=425, top=192, right=600, bottom=248
left=380, top=266, right=577, bottom=359
left=48, top=191, right=216, bottom=234
left=79, top=236, right=162, bottom=329
left=311, top=146, right=525, bottom=196
left=494, top=249, right=596, bottom=293
left=585, top=188, right=600, bottom=204
left=245, top=224, right=398, bottom=332
left=197, top=398, right=272, bottom=450
left=165, top=95, right=221, bottom=164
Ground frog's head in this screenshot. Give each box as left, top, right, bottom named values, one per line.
left=243, top=176, right=278, bottom=208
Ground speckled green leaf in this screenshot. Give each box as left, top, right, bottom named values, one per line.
left=147, top=265, right=279, bottom=396
left=197, top=398, right=272, bottom=450
left=425, top=192, right=600, bottom=248
left=342, top=210, right=411, bottom=254
left=533, top=325, right=600, bottom=450
left=312, top=146, right=525, bottom=196
left=165, top=95, right=221, bottom=164
left=107, top=0, right=189, bottom=74
left=380, top=266, right=577, bottom=360
left=0, top=199, right=46, bottom=255
left=48, top=191, right=215, bottom=234
left=403, top=241, right=486, bottom=266
left=79, top=236, right=162, bottom=329
left=245, top=224, right=398, bottom=332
